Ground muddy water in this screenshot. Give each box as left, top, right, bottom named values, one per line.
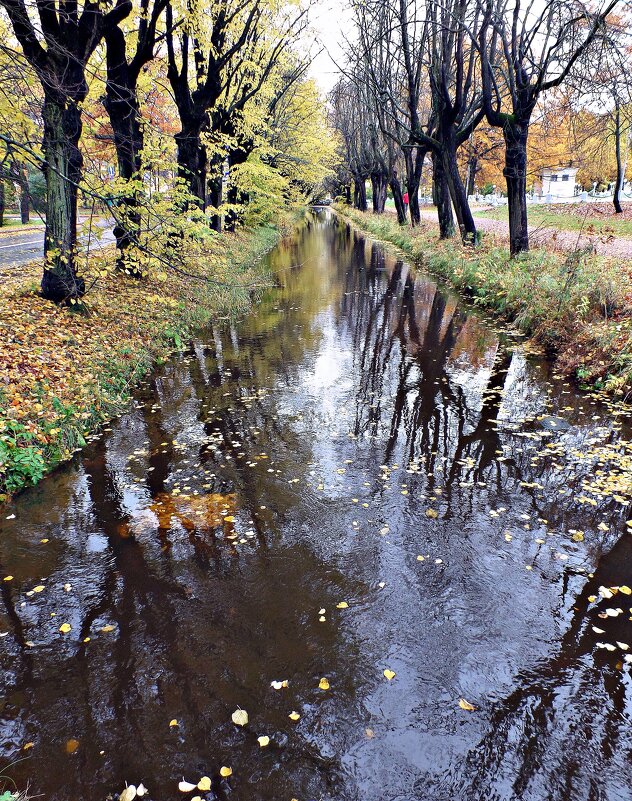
left=2, top=211, right=632, bottom=801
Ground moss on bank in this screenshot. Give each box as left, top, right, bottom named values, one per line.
left=336, top=205, right=632, bottom=397
left=0, top=219, right=292, bottom=500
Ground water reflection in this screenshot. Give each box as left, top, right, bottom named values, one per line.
left=1, top=211, right=631, bottom=801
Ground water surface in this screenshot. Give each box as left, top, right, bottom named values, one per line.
left=2, top=211, right=632, bottom=801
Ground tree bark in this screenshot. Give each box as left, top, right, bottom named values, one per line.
left=433, top=152, right=455, bottom=239
left=354, top=176, right=367, bottom=211
left=442, top=140, right=477, bottom=244
left=503, top=121, right=530, bottom=255
left=0, top=181, right=4, bottom=227
left=175, top=127, right=208, bottom=209
left=40, top=94, right=86, bottom=302
left=614, top=102, right=624, bottom=214
left=371, top=172, right=387, bottom=213
left=104, top=26, right=144, bottom=269
left=390, top=174, right=407, bottom=224
left=405, top=149, right=424, bottom=227
left=466, top=155, right=477, bottom=197
left=19, top=167, right=29, bottom=223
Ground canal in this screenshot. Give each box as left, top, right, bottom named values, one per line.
left=1, top=210, right=632, bottom=801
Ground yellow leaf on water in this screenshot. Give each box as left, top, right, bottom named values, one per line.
left=231, top=709, right=248, bottom=727
left=620, top=586, right=632, bottom=595
left=319, top=677, right=330, bottom=690
left=288, top=711, right=300, bottom=721
left=459, top=698, right=476, bottom=711
left=33, top=585, right=45, bottom=593
left=100, top=625, right=115, bottom=633
left=425, top=509, right=438, bottom=519
left=219, top=766, right=232, bottom=778
left=197, top=776, right=211, bottom=792
left=3, top=576, right=13, bottom=582
left=257, top=735, right=270, bottom=747
left=59, top=623, right=71, bottom=634
left=224, top=516, right=236, bottom=523
left=572, top=532, right=584, bottom=542
left=169, top=719, right=179, bottom=728
left=383, top=669, right=396, bottom=681
left=336, top=602, right=348, bottom=609
left=23, top=742, right=34, bottom=751
left=178, top=780, right=197, bottom=792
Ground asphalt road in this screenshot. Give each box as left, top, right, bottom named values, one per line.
left=0, top=221, right=115, bottom=269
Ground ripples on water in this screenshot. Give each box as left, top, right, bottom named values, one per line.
left=1, top=211, right=632, bottom=801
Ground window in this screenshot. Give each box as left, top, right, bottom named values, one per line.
left=562, top=174, right=569, bottom=181
left=550, top=175, right=558, bottom=182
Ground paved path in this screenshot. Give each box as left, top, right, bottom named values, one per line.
left=414, top=208, right=632, bottom=259
left=0, top=221, right=116, bottom=292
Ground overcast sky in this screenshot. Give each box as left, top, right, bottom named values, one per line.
left=308, top=0, right=352, bottom=93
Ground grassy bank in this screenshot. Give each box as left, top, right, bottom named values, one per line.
left=336, top=205, right=632, bottom=396
left=475, top=203, right=632, bottom=237
left=0, top=218, right=292, bottom=500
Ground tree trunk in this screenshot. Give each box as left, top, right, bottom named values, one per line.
left=466, top=155, right=478, bottom=197
left=104, top=27, right=144, bottom=269
left=345, top=183, right=352, bottom=204
left=175, top=128, right=207, bottom=209
left=371, top=173, right=387, bottom=213
left=503, top=121, right=529, bottom=255
left=442, top=140, right=477, bottom=245
left=405, top=149, right=424, bottom=227
left=0, top=181, right=4, bottom=227
left=19, top=169, right=29, bottom=223
left=433, top=152, right=455, bottom=239
left=40, top=94, right=86, bottom=302
left=354, top=176, right=367, bottom=211
left=614, top=102, right=624, bottom=214
left=390, top=174, right=407, bottom=224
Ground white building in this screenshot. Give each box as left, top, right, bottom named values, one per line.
left=536, top=166, right=579, bottom=199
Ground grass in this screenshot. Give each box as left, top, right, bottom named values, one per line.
left=335, top=204, right=632, bottom=397
left=475, top=203, right=632, bottom=237
left=0, top=217, right=294, bottom=500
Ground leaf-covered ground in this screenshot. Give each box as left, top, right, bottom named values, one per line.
left=0, top=223, right=286, bottom=500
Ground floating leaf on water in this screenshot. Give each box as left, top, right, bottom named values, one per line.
left=137, top=784, right=147, bottom=797
left=271, top=680, right=288, bottom=690
left=383, top=669, right=396, bottom=681
left=169, top=719, right=179, bottom=728
left=336, top=602, right=348, bottom=609
left=318, top=678, right=330, bottom=690
left=178, top=780, right=197, bottom=793
left=365, top=728, right=374, bottom=738
left=288, top=711, right=301, bottom=721
left=231, top=709, right=248, bottom=727
left=65, top=738, right=80, bottom=754
left=59, top=623, right=72, bottom=634
left=219, top=766, right=232, bottom=778
left=100, top=625, right=115, bottom=633
left=459, top=698, right=476, bottom=711
left=33, top=585, right=45, bottom=593
left=257, top=735, right=270, bottom=747
left=197, top=776, right=211, bottom=791
left=620, top=586, right=632, bottom=595
left=417, top=555, right=424, bottom=562
left=425, top=509, right=438, bottom=519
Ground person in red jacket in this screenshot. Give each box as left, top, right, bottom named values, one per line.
left=403, top=191, right=409, bottom=208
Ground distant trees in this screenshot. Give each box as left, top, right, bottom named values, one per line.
left=332, top=0, right=624, bottom=255
left=0, top=0, right=337, bottom=302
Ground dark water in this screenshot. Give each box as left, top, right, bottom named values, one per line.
left=2, top=211, right=632, bottom=801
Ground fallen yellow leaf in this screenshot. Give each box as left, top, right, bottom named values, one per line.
left=336, top=601, right=348, bottom=609
left=219, top=766, right=232, bottom=778
left=231, top=708, right=248, bottom=727
left=59, top=623, right=71, bottom=634
left=318, top=677, right=330, bottom=690
left=459, top=698, right=476, bottom=711
left=197, top=776, right=211, bottom=792
left=288, top=711, right=300, bottom=721
left=383, top=669, right=396, bottom=681
left=257, top=735, right=270, bottom=747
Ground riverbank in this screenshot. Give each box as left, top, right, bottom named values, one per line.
left=0, top=218, right=293, bottom=500
left=336, top=205, right=632, bottom=397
